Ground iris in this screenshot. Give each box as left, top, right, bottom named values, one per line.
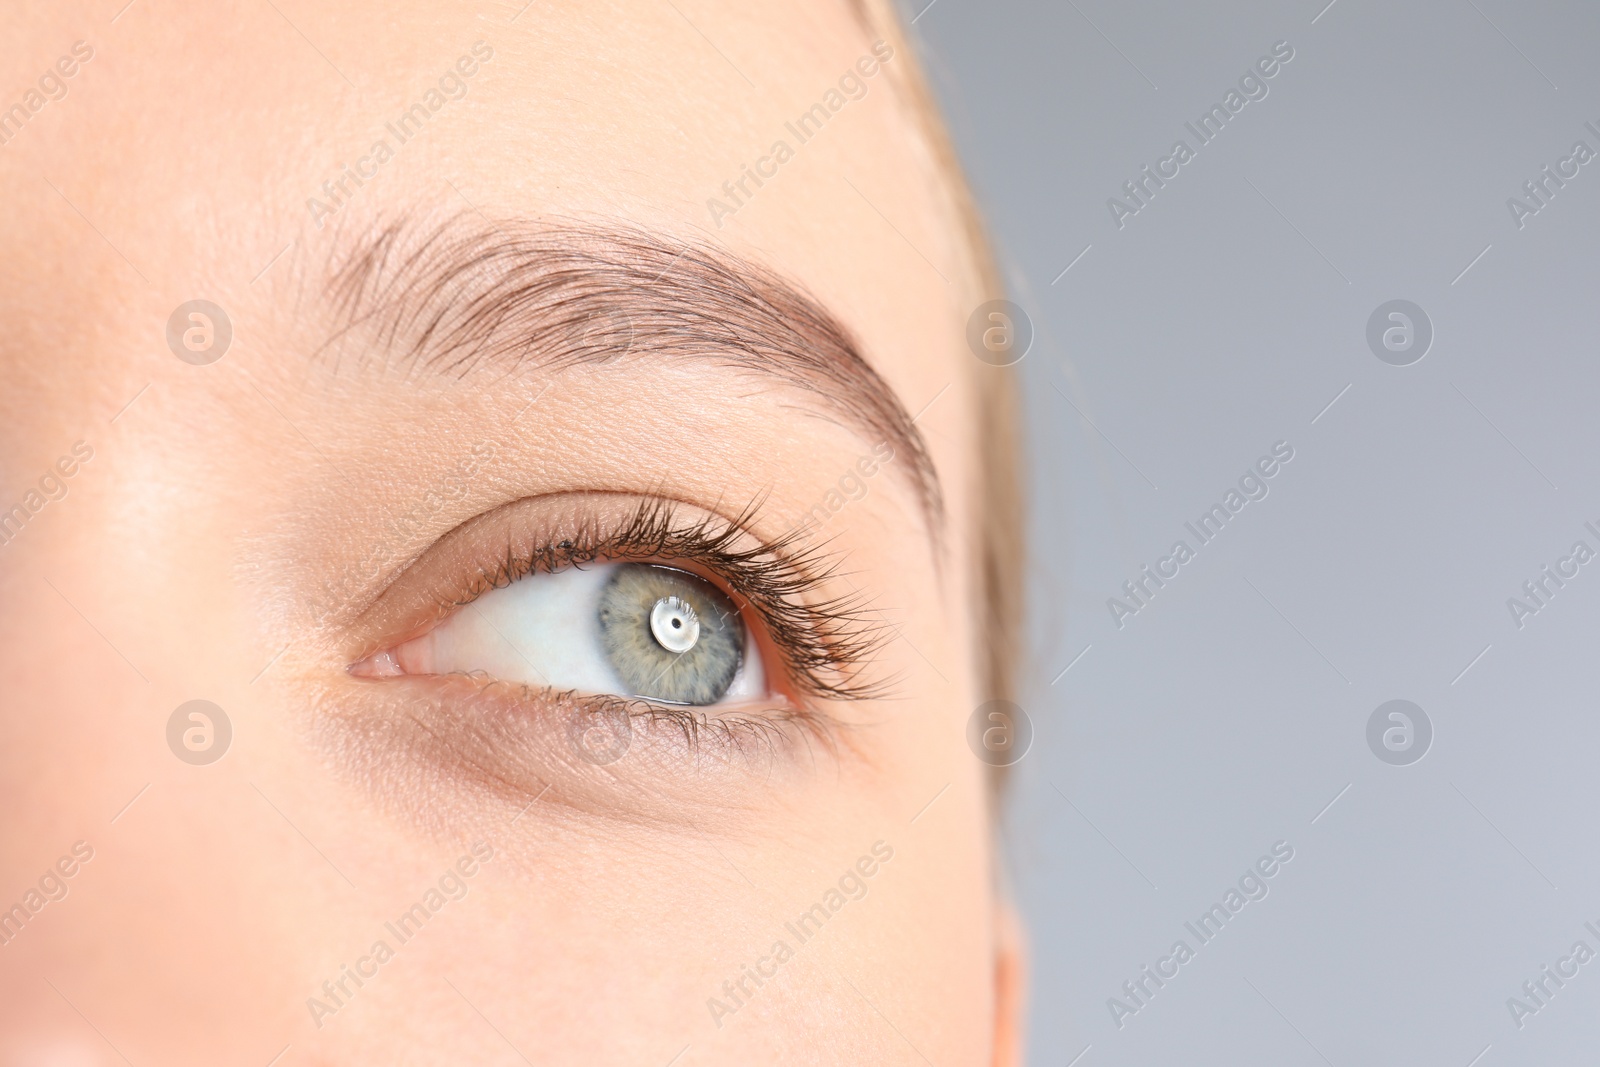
left=598, top=565, right=745, bottom=704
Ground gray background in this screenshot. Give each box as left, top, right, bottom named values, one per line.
left=916, top=1, right=1600, bottom=1063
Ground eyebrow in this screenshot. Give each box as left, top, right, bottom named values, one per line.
left=318, top=214, right=943, bottom=534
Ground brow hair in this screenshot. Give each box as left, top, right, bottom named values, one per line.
left=318, top=213, right=943, bottom=534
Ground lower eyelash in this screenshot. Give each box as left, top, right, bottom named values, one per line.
left=456, top=496, right=892, bottom=703
left=568, top=692, right=835, bottom=767
left=315, top=674, right=843, bottom=831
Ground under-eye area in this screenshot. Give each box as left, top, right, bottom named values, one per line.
left=314, top=671, right=832, bottom=829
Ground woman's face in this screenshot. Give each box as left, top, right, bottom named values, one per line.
left=0, top=1, right=1016, bottom=1063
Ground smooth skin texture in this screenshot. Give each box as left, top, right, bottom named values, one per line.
left=0, top=1, right=1023, bottom=1063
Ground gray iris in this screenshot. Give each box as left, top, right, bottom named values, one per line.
left=597, top=565, right=744, bottom=704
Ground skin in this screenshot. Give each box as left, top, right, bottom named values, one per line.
left=0, top=1, right=1022, bottom=1063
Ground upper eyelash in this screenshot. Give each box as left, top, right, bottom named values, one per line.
left=448, top=496, right=892, bottom=703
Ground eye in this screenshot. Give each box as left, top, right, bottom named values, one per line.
left=353, top=561, right=766, bottom=707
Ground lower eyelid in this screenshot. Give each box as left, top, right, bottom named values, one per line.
left=319, top=674, right=832, bottom=827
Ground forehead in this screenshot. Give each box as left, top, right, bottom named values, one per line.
left=0, top=0, right=972, bottom=445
